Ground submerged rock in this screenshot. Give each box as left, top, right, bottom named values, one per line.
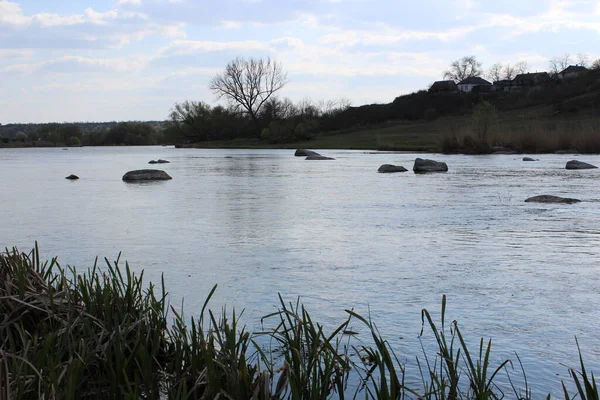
left=565, top=160, right=597, bottom=170
left=122, top=169, right=172, bottom=182
left=523, top=157, right=538, bottom=162
left=306, top=155, right=335, bottom=160
left=65, top=174, right=79, bottom=180
left=378, top=164, right=408, bottom=173
left=524, top=195, right=581, bottom=204
left=413, top=158, right=448, bottom=173
left=295, top=149, right=321, bottom=157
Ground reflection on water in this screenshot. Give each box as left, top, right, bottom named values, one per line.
left=1, top=146, right=599, bottom=396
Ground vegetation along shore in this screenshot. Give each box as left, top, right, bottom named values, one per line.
left=2, top=55, right=599, bottom=154
left=1, top=244, right=597, bottom=399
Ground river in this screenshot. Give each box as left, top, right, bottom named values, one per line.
left=1, top=146, right=599, bottom=397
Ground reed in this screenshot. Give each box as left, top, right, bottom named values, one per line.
left=1, top=245, right=597, bottom=399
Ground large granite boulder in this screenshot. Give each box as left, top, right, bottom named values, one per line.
left=566, top=160, right=597, bottom=170
left=306, top=155, right=335, bottom=160
left=122, top=169, right=172, bottom=182
left=378, top=164, right=408, bottom=173
left=65, top=174, right=79, bottom=180
left=525, top=195, right=581, bottom=204
left=295, top=149, right=321, bottom=157
left=413, top=158, right=448, bottom=173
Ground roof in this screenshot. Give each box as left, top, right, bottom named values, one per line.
left=429, top=80, right=457, bottom=90
left=514, top=72, right=549, bottom=79
left=560, top=65, right=588, bottom=74
left=457, top=76, right=491, bottom=85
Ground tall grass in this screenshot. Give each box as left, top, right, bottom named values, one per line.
left=1, top=245, right=597, bottom=399
left=441, top=118, right=600, bottom=154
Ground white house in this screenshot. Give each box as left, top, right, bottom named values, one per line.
left=457, top=76, right=492, bottom=92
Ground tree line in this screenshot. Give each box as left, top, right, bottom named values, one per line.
left=1, top=122, right=177, bottom=147
left=442, top=53, right=600, bottom=82
left=168, top=57, right=353, bottom=144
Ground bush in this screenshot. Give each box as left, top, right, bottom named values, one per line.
left=471, top=100, right=498, bottom=143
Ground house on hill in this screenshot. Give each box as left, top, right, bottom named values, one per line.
left=457, top=76, right=491, bottom=92
left=492, top=79, right=514, bottom=92
left=558, top=65, right=588, bottom=80
left=429, top=80, right=458, bottom=92
left=513, top=72, right=551, bottom=87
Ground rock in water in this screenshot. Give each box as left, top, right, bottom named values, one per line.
left=523, top=157, right=538, bottom=161
left=148, top=160, right=158, bottom=164
left=565, top=160, right=597, bottom=169
left=157, top=159, right=170, bottom=163
left=413, top=158, right=448, bottom=173
left=295, top=149, right=321, bottom=157
left=305, top=155, right=335, bottom=160
left=122, top=169, right=172, bottom=182
left=525, top=195, right=581, bottom=204
left=65, top=174, right=79, bottom=180
left=378, top=164, right=408, bottom=173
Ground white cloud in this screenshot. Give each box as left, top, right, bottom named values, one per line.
left=1, top=55, right=152, bottom=75
left=158, top=39, right=271, bottom=55
left=118, top=0, right=142, bottom=4
left=0, top=1, right=29, bottom=26
left=0, top=2, right=148, bottom=28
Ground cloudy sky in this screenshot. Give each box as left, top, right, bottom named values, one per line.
left=1, top=0, right=599, bottom=123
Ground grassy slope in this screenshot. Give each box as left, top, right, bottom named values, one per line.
left=193, top=74, right=600, bottom=152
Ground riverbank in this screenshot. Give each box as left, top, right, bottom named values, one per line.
left=1, top=245, right=596, bottom=399
left=180, top=112, right=600, bottom=154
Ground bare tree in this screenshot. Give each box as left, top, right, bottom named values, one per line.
left=548, top=57, right=560, bottom=76
left=576, top=52, right=589, bottom=67
left=210, top=57, right=288, bottom=137
left=503, top=63, right=516, bottom=80
left=592, top=59, right=600, bottom=70
left=443, top=55, right=483, bottom=82
left=561, top=53, right=571, bottom=69
left=487, top=62, right=503, bottom=82
left=514, top=61, right=529, bottom=75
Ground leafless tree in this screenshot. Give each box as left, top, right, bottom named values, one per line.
left=487, top=62, right=503, bottom=82
left=210, top=57, right=288, bottom=137
left=514, top=61, right=529, bottom=75
left=548, top=57, right=560, bottom=76
left=443, top=55, right=483, bottom=82
left=561, top=53, right=571, bottom=69
left=592, top=59, right=600, bottom=70
left=576, top=53, right=589, bottom=67
left=503, top=63, right=516, bottom=80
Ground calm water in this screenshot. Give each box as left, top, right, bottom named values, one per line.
left=1, top=146, right=599, bottom=396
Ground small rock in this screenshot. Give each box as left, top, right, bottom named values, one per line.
left=413, top=158, right=448, bottom=173
left=65, top=174, right=79, bottom=180
left=378, top=164, right=408, bottom=173
left=566, top=160, right=597, bottom=170
left=525, top=195, right=581, bottom=204
left=122, top=169, right=172, bottom=182
left=306, top=155, right=335, bottom=160
left=148, top=160, right=158, bottom=164
left=523, top=157, right=538, bottom=162
left=157, top=159, right=170, bottom=163
left=295, top=149, right=321, bottom=157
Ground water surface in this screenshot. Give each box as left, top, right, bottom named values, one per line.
left=1, top=146, right=599, bottom=396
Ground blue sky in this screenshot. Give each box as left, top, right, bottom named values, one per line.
left=1, top=0, right=599, bottom=123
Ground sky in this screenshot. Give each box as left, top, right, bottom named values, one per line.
left=0, top=0, right=599, bottom=123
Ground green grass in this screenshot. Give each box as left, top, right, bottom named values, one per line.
left=1, top=245, right=597, bottom=399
